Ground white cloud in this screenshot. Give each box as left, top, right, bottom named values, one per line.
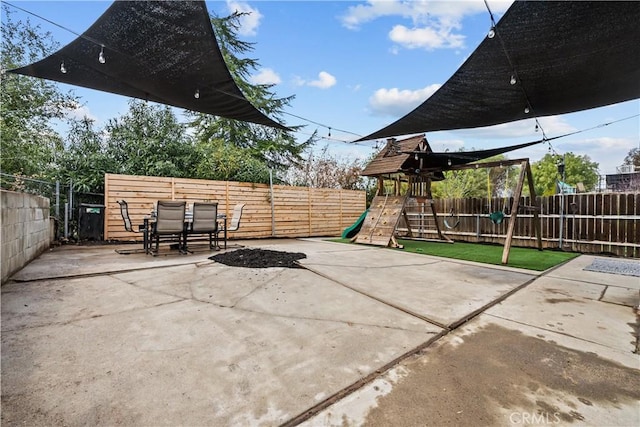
left=368, top=83, right=441, bottom=117
left=65, top=104, right=97, bottom=123
left=558, top=137, right=635, bottom=174
left=454, top=116, right=576, bottom=140
left=562, top=137, right=634, bottom=152
left=292, top=75, right=306, bottom=87
left=340, top=1, right=412, bottom=30
left=340, top=0, right=513, bottom=51
left=341, top=0, right=512, bottom=29
left=430, top=138, right=465, bottom=152
left=308, top=71, right=337, bottom=89
left=389, top=24, right=465, bottom=50
left=226, top=1, right=262, bottom=36
left=250, top=68, right=281, bottom=85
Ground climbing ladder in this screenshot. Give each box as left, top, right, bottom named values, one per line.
left=355, top=195, right=408, bottom=247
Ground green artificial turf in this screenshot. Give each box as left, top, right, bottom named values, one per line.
left=329, top=238, right=579, bottom=271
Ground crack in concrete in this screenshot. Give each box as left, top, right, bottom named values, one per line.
left=484, top=312, right=634, bottom=352
left=112, top=269, right=429, bottom=334
left=229, top=269, right=288, bottom=309
left=598, top=285, right=608, bottom=301
left=214, top=301, right=441, bottom=334
left=1, top=299, right=185, bottom=333
left=301, top=261, right=439, bottom=270
left=300, top=264, right=449, bottom=330
left=110, top=273, right=189, bottom=300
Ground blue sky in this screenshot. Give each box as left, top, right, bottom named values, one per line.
left=4, top=0, right=639, bottom=176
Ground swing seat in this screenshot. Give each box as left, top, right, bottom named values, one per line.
left=489, top=211, right=505, bottom=225
left=444, top=209, right=460, bottom=229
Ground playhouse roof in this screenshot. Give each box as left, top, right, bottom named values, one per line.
left=361, top=134, right=427, bottom=177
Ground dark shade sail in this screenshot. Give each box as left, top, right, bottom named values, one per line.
left=358, top=1, right=640, bottom=142
left=402, top=139, right=543, bottom=171
left=9, top=0, right=289, bottom=130
left=361, top=133, right=541, bottom=177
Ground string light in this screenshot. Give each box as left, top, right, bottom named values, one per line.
left=98, top=46, right=106, bottom=64
left=60, top=61, right=67, bottom=74
left=283, top=111, right=364, bottom=141
left=510, top=75, right=516, bottom=85
left=194, top=89, right=200, bottom=99
left=524, top=107, right=530, bottom=114
left=487, top=26, right=496, bottom=38
left=447, top=158, right=452, bottom=166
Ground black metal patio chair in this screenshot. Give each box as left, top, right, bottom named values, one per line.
left=149, top=200, right=187, bottom=256
left=185, top=202, right=219, bottom=251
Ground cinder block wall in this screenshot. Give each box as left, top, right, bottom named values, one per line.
left=1, top=190, right=51, bottom=284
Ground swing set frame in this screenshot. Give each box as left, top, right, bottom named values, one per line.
left=443, top=158, right=543, bottom=263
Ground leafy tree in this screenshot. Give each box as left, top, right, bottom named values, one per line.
left=192, top=138, right=273, bottom=183
left=0, top=8, right=77, bottom=177
left=623, top=147, right=640, bottom=169
left=53, top=118, right=114, bottom=193
left=104, top=100, right=196, bottom=178
left=431, top=154, right=517, bottom=199
left=188, top=11, right=311, bottom=172
left=283, top=144, right=372, bottom=190
left=531, top=152, right=599, bottom=196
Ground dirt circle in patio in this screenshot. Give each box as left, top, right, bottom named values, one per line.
left=209, top=248, right=307, bottom=269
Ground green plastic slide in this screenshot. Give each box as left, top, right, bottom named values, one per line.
left=342, top=210, right=368, bottom=239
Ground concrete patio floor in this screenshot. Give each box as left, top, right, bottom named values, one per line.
left=1, top=238, right=638, bottom=426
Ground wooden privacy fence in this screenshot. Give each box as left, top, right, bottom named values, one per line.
left=407, top=192, right=639, bottom=258
left=104, top=174, right=366, bottom=242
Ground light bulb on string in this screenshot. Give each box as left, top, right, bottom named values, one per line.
left=510, top=75, right=516, bottom=85
left=328, top=127, right=331, bottom=138
left=535, top=123, right=539, bottom=132
left=447, top=158, right=452, bottom=166
left=194, top=89, right=200, bottom=99
left=99, top=46, right=106, bottom=64
left=524, top=107, right=530, bottom=114
left=60, top=61, right=67, bottom=74
left=487, top=26, right=496, bottom=38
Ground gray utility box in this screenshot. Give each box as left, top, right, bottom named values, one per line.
left=78, top=203, right=105, bottom=241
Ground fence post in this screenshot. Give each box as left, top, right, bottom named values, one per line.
left=269, top=169, right=275, bottom=237
left=55, top=181, right=60, bottom=219
left=308, top=187, right=312, bottom=237
left=67, top=180, right=73, bottom=238
left=559, top=185, right=565, bottom=249
left=64, top=202, right=69, bottom=239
